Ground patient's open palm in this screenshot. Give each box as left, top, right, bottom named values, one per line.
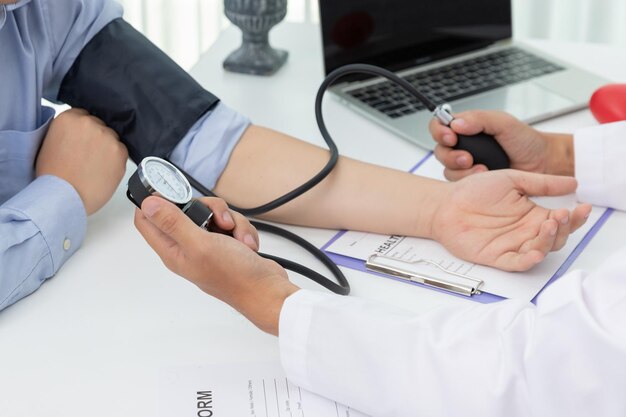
left=432, top=170, right=591, bottom=271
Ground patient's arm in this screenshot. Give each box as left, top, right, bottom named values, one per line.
left=214, top=124, right=590, bottom=271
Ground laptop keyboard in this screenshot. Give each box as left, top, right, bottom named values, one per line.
left=347, top=48, right=565, bottom=119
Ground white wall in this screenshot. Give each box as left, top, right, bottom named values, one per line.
left=513, top=0, right=626, bottom=46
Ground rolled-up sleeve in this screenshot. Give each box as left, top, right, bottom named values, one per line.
left=169, top=102, right=251, bottom=191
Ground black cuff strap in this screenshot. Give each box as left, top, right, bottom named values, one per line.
left=58, top=18, right=220, bottom=163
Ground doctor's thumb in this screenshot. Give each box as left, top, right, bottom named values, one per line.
left=141, top=196, right=166, bottom=217
left=141, top=196, right=199, bottom=245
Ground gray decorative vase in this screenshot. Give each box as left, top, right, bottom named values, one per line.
left=223, top=0, right=288, bottom=76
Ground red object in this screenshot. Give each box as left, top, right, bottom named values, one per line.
left=589, top=84, right=626, bottom=124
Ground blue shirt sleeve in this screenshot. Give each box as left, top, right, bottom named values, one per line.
left=41, top=0, right=123, bottom=101
left=0, top=176, right=86, bottom=310
left=169, top=102, right=251, bottom=192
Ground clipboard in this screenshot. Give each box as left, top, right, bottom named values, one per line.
left=321, top=153, right=614, bottom=303
left=365, top=254, right=484, bottom=296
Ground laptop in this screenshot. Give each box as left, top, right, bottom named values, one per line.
left=319, top=0, right=610, bottom=150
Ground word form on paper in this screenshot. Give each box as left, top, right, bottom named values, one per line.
left=158, top=361, right=369, bottom=417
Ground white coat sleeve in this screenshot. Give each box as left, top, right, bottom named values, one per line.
left=279, top=249, right=626, bottom=417
left=575, top=121, right=626, bottom=210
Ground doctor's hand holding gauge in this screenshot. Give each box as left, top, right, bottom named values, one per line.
left=127, top=157, right=259, bottom=249
left=133, top=191, right=295, bottom=336
left=128, top=156, right=350, bottom=295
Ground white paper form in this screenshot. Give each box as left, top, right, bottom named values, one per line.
left=158, top=362, right=369, bottom=417
left=325, top=155, right=606, bottom=301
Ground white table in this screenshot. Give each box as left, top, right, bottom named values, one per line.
left=0, top=22, right=625, bottom=417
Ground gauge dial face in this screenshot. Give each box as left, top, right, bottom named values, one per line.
left=140, top=157, right=192, bottom=204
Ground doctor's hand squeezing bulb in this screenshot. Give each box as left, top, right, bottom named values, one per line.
left=434, top=105, right=511, bottom=171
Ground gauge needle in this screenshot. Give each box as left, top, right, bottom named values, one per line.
left=157, top=172, right=176, bottom=195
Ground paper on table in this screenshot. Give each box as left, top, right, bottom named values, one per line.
left=324, top=155, right=607, bottom=302
left=158, top=361, right=369, bottom=417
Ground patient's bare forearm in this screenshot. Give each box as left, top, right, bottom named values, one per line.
left=214, top=125, right=447, bottom=239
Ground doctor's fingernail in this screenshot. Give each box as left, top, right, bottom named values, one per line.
left=222, top=211, right=234, bottom=224
left=142, top=198, right=162, bottom=217
left=456, top=156, right=469, bottom=167
left=244, top=234, right=258, bottom=249
left=452, top=118, right=467, bottom=128
left=560, top=216, right=569, bottom=224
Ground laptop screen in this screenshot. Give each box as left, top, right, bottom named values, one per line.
left=319, top=0, right=512, bottom=76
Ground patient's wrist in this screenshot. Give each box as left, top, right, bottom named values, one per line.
left=416, top=179, right=452, bottom=240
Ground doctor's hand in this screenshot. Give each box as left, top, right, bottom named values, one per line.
left=134, top=196, right=298, bottom=335
left=432, top=170, right=591, bottom=271
left=429, top=110, right=574, bottom=181
left=36, top=108, right=129, bottom=215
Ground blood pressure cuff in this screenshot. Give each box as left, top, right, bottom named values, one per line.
left=58, top=18, right=219, bottom=163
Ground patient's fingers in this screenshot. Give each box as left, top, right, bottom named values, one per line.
left=570, top=204, right=592, bottom=233
left=516, top=219, right=559, bottom=263
left=548, top=208, right=572, bottom=252
left=493, top=249, right=546, bottom=272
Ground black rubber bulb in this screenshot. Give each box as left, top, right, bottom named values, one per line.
left=454, top=132, right=510, bottom=170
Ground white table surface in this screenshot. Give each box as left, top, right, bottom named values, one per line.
left=1, top=22, right=625, bottom=416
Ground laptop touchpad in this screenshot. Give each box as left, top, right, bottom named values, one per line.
left=450, top=83, right=574, bottom=122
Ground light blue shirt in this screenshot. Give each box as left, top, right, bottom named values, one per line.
left=0, top=0, right=249, bottom=310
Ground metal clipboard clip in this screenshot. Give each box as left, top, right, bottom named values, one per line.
left=365, top=254, right=484, bottom=297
